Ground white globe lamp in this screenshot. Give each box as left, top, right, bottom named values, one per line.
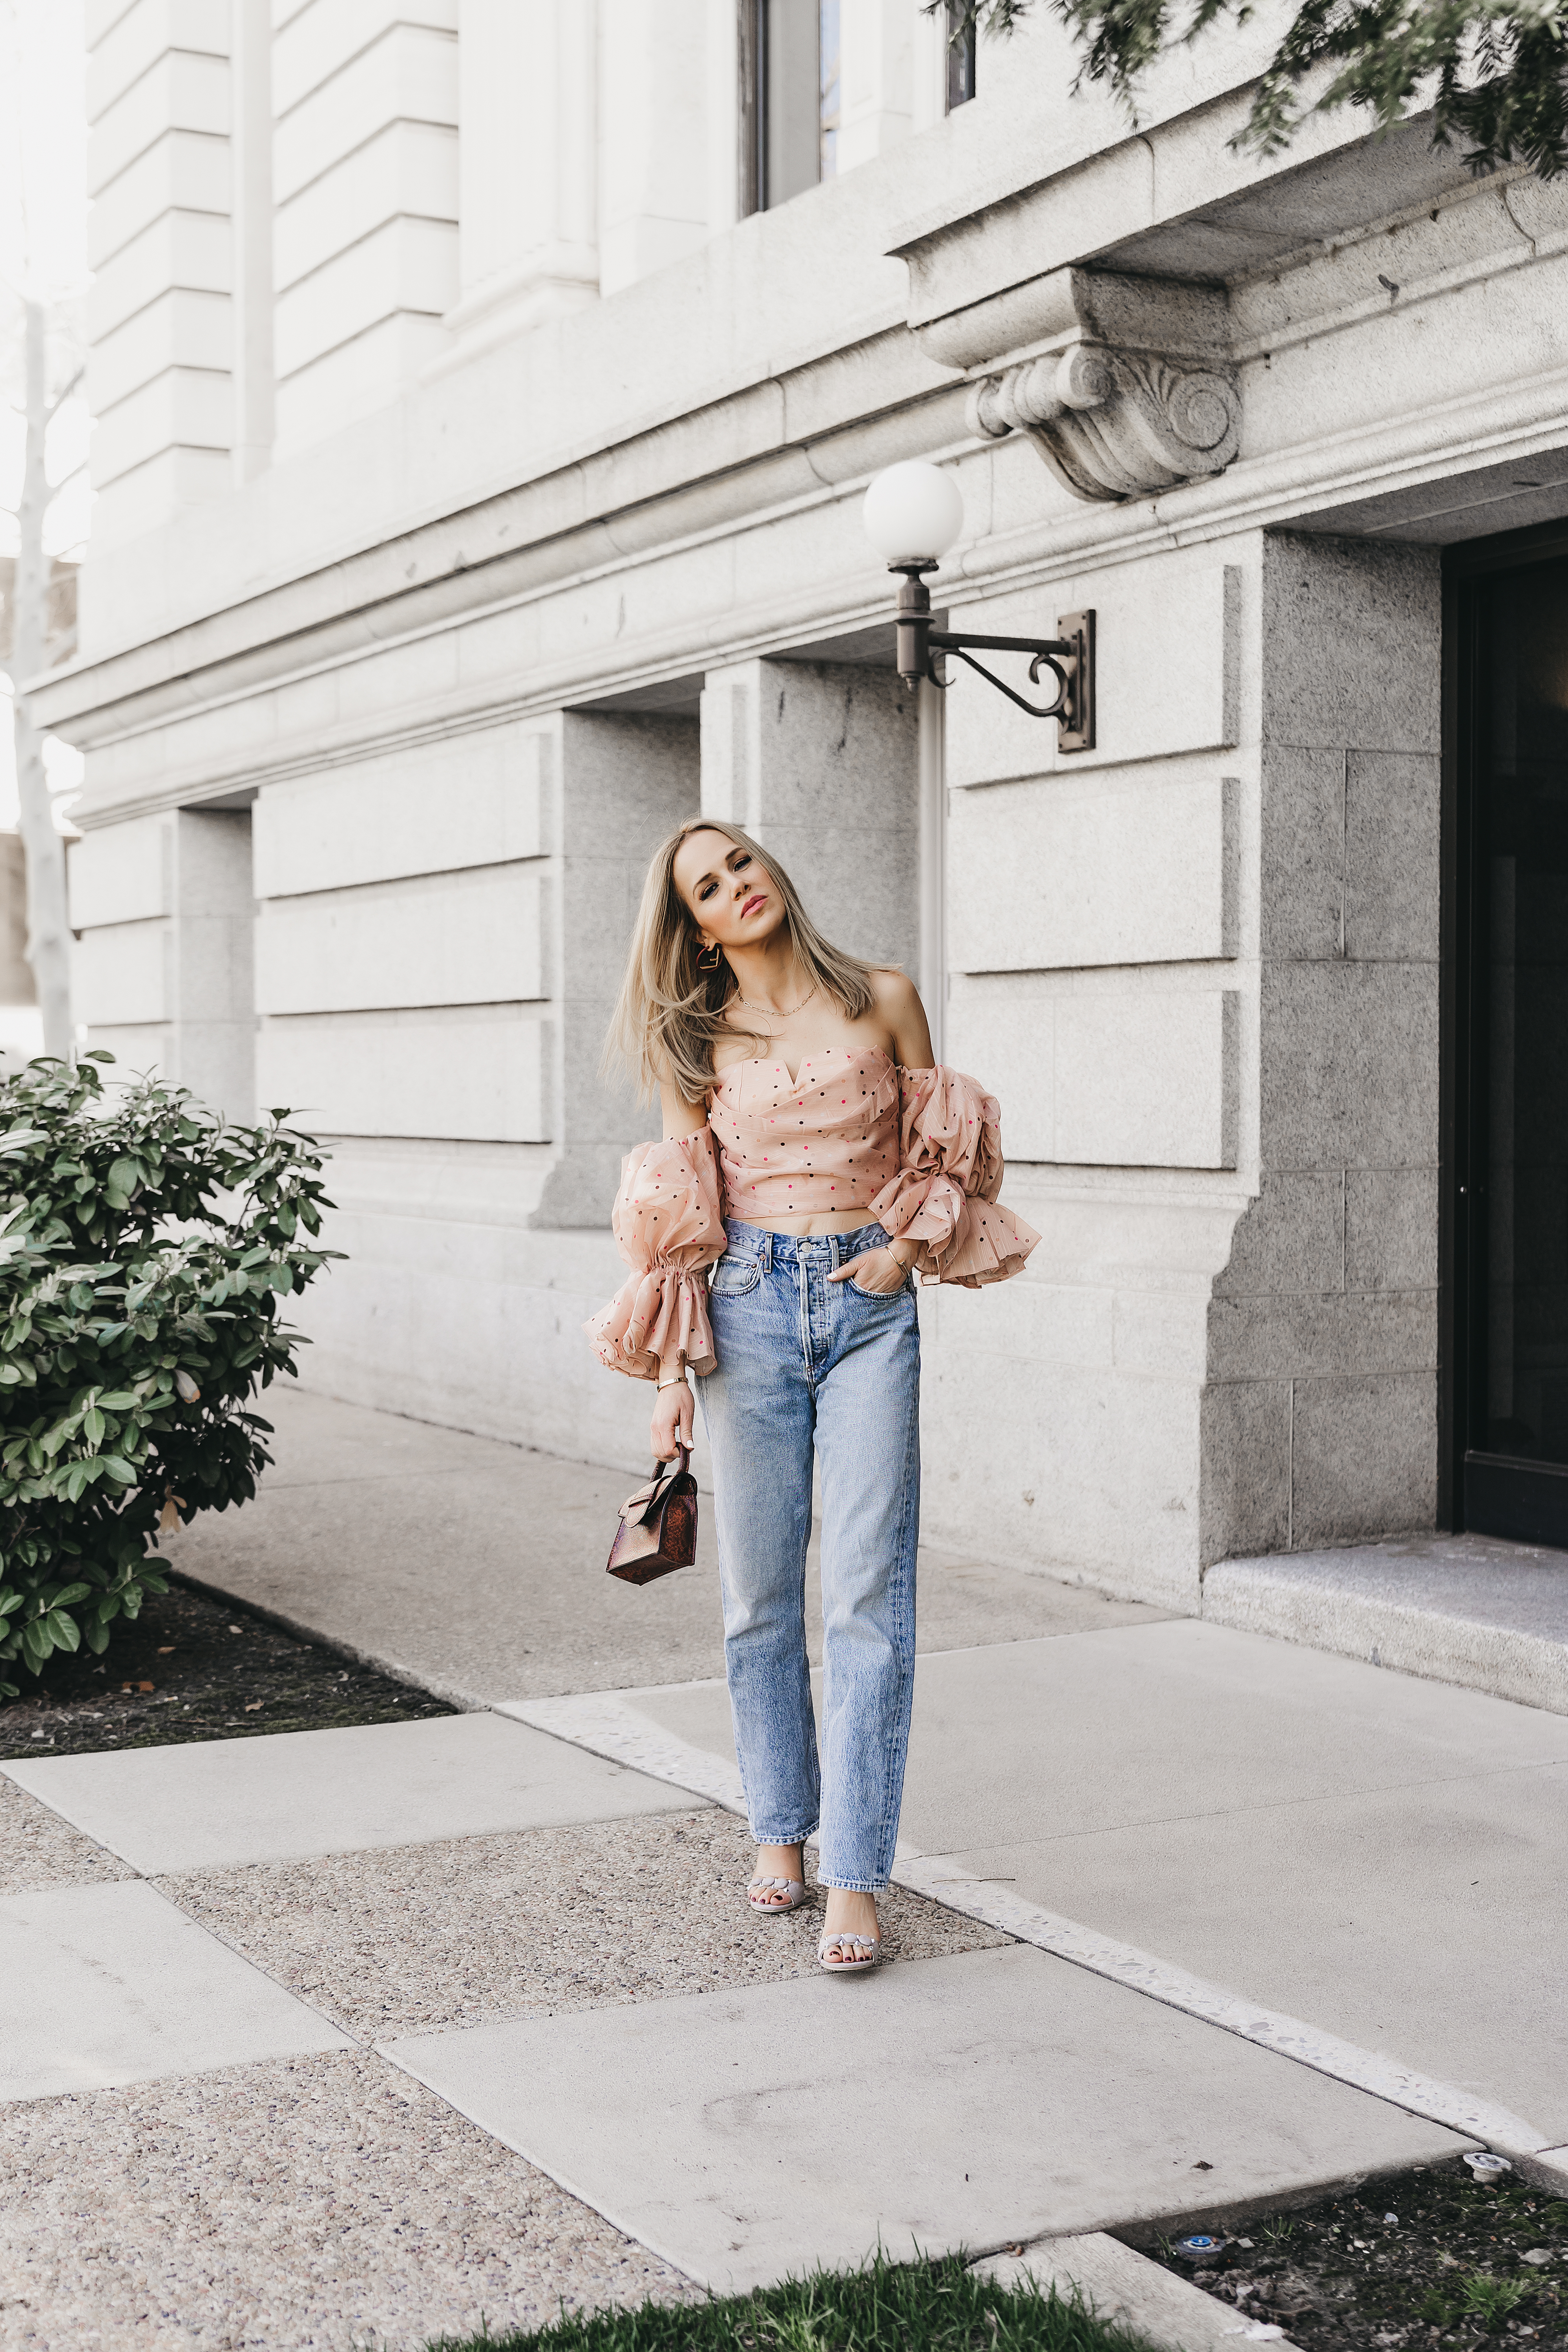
left=863, top=456, right=1094, bottom=749
left=863, top=460, right=964, bottom=569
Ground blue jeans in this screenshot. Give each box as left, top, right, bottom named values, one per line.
left=696, top=1219, right=920, bottom=1892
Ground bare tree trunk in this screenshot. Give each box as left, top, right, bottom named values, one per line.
left=11, top=299, right=73, bottom=1062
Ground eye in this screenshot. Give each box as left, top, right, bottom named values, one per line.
left=697, top=881, right=717, bottom=902
left=730, top=854, right=751, bottom=873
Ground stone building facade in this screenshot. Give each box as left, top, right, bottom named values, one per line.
left=35, top=0, right=1568, bottom=1605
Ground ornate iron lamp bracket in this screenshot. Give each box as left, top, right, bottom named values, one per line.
left=892, top=561, right=1095, bottom=752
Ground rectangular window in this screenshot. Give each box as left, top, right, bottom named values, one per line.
left=739, top=0, right=841, bottom=215
left=946, top=2, right=978, bottom=109
left=820, top=0, right=840, bottom=179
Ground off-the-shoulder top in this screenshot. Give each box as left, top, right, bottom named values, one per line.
left=585, top=1049, right=1039, bottom=1381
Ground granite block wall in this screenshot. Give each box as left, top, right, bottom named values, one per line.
left=1200, top=532, right=1443, bottom=1566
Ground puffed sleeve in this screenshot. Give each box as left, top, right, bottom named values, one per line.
left=584, top=1128, right=724, bottom=1379
left=867, top=1066, right=1040, bottom=1288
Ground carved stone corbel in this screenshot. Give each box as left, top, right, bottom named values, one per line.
left=966, top=341, right=1241, bottom=502
left=944, top=268, right=1241, bottom=505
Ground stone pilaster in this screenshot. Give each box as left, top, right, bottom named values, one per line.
left=71, top=807, right=256, bottom=1120
left=1201, top=533, right=1443, bottom=1565
left=699, top=658, right=920, bottom=981
left=529, top=710, right=701, bottom=1228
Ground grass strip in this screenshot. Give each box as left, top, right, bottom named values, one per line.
left=426, top=2250, right=1159, bottom=2352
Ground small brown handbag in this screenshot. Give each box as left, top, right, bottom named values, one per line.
left=606, top=1445, right=699, bottom=1585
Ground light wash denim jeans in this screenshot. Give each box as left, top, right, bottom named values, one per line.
left=696, top=1217, right=920, bottom=1892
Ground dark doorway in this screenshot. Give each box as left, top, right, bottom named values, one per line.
left=1448, top=532, right=1568, bottom=1545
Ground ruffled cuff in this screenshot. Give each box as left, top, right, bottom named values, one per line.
left=869, top=1170, right=1039, bottom=1287
left=586, top=1267, right=717, bottom=1382
left=867, top=1064, right=1040, bottom=1289
left=584, top=1129, right=726, bottom=1379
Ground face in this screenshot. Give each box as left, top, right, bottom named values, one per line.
left=672, top=830, right=784, bottom=955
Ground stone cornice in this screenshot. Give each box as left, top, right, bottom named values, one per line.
left=35, top=87, right=1568, bottom=790
left=29, top=324, right=961, bottom=749
left=64, top=350, right=1568, bottom=832
left=887, top=101, right=1473, bottom=359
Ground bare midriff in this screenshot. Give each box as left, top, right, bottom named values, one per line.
left=732, top=1208, right=877, bottom=1237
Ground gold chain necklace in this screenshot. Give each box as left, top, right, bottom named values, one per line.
left=736, top=980, right=817, bottom=1020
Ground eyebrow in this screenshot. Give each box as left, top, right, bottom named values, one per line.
left=689, top=847, right=746, bottom=889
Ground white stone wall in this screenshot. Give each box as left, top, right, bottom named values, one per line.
left=70, top=805, right=255, bottom=1113
left=272, top=0, right=459, bottom=451
left=85, top=0, right=235, bottom=550
left=49, top=0, right=1568, bottom=1608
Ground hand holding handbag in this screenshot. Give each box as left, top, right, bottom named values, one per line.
left=606, top=1445, right=698, bottom=1585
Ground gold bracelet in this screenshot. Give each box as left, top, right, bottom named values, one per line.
left=656, top=1372, right=688, bottom=1391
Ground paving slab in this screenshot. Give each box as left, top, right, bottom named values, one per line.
left=158, top=1808, right=1007, bottom=2042
left=933, top=1761, right=1568, bottom=2148
left=1206, top=1531, right=1568, bottom=1713
left=1522, top=2146, right=1568, bottom=2193
left=382, top=1943, right=1469, bottom=2296
left=586, top=1617, right=1568, bottom=1834
left=172, top=1387, right=1169, bottom=1704
left=570, top=1622, right=1568, bottom=2149
left=3, top=1712, right=695, bottom=1875
left=0, top=1774, right=133, bottom=1897
left=973, top=2237, right=1302, bottom=2352
left=0, top=1880, right=350, bottom=2101
left=0, top=2049, right=696, bottom=2352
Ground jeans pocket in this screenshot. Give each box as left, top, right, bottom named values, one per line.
left=848, top=1274, right=909, bottom=1301
left=710, top=1256, right=761, bottom=1299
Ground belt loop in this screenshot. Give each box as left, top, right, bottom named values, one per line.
left=763, top=1229, right=773, bottom=1270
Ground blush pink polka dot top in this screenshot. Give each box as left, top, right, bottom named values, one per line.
left=586, top=1049, right=1039, bottom=1383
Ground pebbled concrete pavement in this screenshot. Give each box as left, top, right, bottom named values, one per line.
left=4, top=1383, right=1564, bottom=2341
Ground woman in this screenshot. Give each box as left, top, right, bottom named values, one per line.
left=588, top=819, right=1038, bottom=1973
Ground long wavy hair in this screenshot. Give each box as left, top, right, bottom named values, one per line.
left=605, top=819, right=878, bottom=1104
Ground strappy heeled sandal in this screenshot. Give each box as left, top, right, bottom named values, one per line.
left=818, top=1932, right=882, bottom=1974
left=747, top=1875, right=811, bottom=1914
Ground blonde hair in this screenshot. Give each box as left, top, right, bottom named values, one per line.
left=605, top=819, right=877, bottom=1104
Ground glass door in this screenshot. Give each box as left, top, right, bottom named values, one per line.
left=1452, top=546, right=1568, bottom=1544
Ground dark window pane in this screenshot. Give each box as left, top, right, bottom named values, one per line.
left=764, top=0, right=821, bottom=207
left=1473, top=562, right=1568, bottom=1464
left=946, top=1, right=978, bottom=108
left=820, top=0, right=840, bottom=179
left=738, top=0, right=762, bottom=217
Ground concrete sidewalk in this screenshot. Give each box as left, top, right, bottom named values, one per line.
left=3, top=1387, right=1566, bottom=2344
left=172, top=1387, right=1170, bottom=1704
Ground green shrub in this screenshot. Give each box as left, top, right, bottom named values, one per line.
left=0, top=1052, right=338, bottom=1695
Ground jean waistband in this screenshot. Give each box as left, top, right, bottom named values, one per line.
left=723, top=1218, right=887, bottom=1268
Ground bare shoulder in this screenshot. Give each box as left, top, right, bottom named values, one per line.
left=867, top=968, right=935, bottom=1069
left=868, top=968, right=923, bottom=1026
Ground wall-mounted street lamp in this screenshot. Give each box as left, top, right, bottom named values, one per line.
left=863, top=460, right=1095, bottom=752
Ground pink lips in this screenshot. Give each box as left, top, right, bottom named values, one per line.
left=741, top=893, right=767, bottom=918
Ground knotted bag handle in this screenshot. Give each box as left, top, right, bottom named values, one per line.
left=631, top=1444, right=690, bottom=1526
